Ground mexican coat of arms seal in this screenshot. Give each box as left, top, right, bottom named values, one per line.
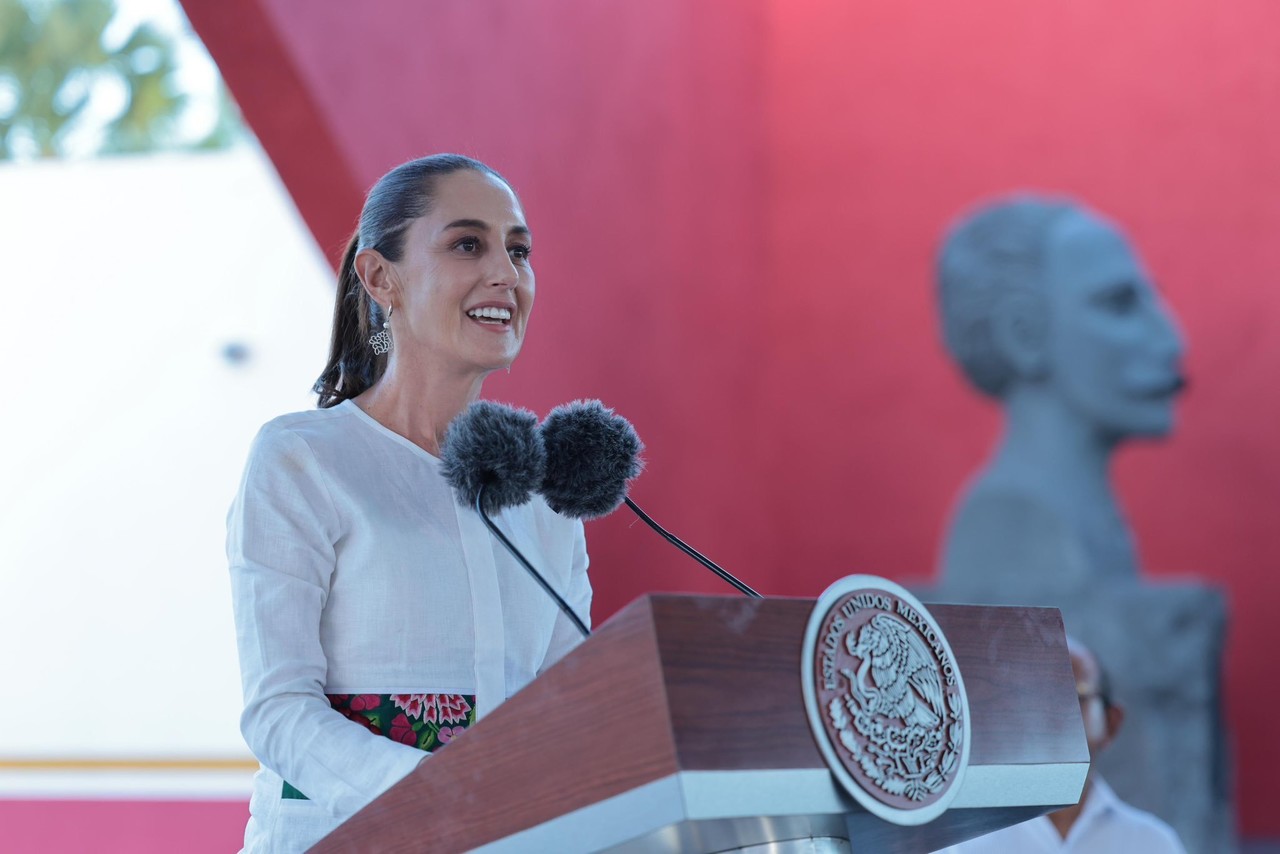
left=801, top=576, right=971, bottom=825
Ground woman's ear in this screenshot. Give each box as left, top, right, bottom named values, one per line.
left=991, top=290, right=1050, bottom=382
left=354, top=248, right=397, bottom=310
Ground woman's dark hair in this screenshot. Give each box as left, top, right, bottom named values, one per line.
left=313, top=154, right=514, bottom=408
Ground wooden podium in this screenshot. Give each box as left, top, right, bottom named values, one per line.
left=312, top=594, right=1088, bottom=853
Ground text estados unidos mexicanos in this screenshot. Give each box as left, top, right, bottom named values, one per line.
left=820, top=593, right=956, bottom=691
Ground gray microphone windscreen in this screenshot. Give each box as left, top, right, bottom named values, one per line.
left=540, top=399, right=644, bottom=519
left=441, top=401, right=546, bottom=515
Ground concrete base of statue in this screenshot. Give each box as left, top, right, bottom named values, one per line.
left=917, top=578, right=1231, bottom=854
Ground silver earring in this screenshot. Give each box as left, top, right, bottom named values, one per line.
left=369, top=305, right=393, bottom=355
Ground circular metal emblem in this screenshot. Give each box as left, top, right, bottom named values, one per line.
left=801, top=576, right=970, bottom=825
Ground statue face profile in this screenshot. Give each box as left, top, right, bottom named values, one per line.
left=937, top=197, right=1185, bottom=443
left=1043, top=211, right=1185, bottom=440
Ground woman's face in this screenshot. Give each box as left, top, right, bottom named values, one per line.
left=387, top=169, right=534, bottom=377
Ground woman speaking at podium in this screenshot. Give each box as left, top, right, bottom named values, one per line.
left=226, top=155, right=591, bottom=852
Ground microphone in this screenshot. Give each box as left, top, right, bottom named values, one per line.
left=539, top=400, right=761, bottom=598
left=539, top=399, right=643, bottom=519
left=441, top=401, right=590, bottom=637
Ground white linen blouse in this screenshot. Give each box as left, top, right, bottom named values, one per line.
left=227, top=400, right=591, bottom=853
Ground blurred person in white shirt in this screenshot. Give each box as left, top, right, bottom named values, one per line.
left=933, top=637, right=1185, bottom=853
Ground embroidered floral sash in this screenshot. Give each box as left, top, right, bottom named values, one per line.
left=281, top=693, right=476, bottom=800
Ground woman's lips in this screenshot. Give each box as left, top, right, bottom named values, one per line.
left=465, top=304, right=515, bottom=331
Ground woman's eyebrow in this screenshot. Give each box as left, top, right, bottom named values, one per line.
left=443, top=218, right=490, bottom=231
left=442, top=220, right=530, bottom=239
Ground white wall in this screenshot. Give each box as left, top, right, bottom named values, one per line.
left=0, top=145, right=332, bottom=796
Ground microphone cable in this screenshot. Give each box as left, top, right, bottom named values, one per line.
left=474, top=485, right=590, bottom=638
left=621, top=497, right=760, bottom=598
left=539, top=399, right=762, bottom=599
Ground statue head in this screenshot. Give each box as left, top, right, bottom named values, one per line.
left=936, top=195, right=1185, bottom=441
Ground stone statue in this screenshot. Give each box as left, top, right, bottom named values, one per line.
left=935, top=196, right=1185, bottom=596
left=927, top=195, right=1232, bottom=852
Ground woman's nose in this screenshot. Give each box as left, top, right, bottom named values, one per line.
left=487, top=250, right=519, bottom=287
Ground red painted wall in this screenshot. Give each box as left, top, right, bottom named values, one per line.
left=185, top=0, right=1280, bottom=833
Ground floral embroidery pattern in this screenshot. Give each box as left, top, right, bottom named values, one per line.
left=391, top=694, right=425, bottom=719
left=328, top=693, right=475, bottom=751
left=388, top=693, right=473, bottom=725
left=281, top=693, right=476, bottom=800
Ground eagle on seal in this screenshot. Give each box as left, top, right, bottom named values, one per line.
left=842, top=614, right=945, bottom=729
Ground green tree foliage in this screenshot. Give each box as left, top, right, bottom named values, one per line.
left=0, top=0, right=242, bottom=158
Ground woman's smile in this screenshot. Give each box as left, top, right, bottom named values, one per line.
left=464, top=300, right=517, bottom=330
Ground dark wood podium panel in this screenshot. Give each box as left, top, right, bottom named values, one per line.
left=929, top=602, right=1085, bottom=768
left=649, top=596, right=1085, bottom=772
left=312, top=594, right=1088, bottom=853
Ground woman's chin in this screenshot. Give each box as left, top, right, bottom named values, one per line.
left=477, top=351, right=520, bottom=376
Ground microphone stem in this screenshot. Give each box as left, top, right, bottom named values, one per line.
left=475, top=487, right=590, bottom=638
left=623, top=497, right=762, bottom=598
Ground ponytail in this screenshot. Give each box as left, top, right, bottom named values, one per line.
left=313, top=231, right=387, bottom=408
